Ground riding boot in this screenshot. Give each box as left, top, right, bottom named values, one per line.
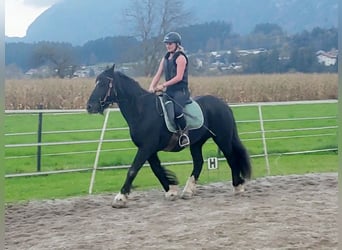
left=175, top=114, right=190, bottom=147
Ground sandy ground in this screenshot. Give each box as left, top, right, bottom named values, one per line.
left=5, top=173, right=337, bottom=250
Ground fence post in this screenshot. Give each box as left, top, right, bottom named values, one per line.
left=258, top=104, right=270, bottom=175
left=89, top=109, right=111, bottom=194
left=37, top=104, right=43, bottom=172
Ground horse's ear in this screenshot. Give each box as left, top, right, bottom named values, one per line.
left=111, top=64, right=115, bottom=72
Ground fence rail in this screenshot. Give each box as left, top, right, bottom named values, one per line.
left=5, top=100, right=337, bottom=180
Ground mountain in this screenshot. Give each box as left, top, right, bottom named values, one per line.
left=5, top=0, right=337, bottom=45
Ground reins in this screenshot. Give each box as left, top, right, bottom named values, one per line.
left=100, top=74, right=153, bottom=108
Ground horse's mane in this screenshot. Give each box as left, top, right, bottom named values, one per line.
left=114, top=71, right=149, bottom=97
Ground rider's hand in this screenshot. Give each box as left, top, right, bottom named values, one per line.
left=155, top=84, right=165, bottom=92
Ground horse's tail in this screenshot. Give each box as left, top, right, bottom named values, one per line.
left=165, top=168, right=179, bottom=185
left=232, top=128, right=252, bottom=180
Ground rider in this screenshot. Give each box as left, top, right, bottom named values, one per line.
left=149, top=31, right=191, bottom=147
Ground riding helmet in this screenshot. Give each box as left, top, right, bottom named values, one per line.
left=163, top=32, right=182, bottom=45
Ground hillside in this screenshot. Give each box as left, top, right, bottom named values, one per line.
left=5, top=0, right=337, bottom=45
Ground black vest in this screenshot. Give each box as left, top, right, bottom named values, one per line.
left=163, top=51, right=188, bottom=92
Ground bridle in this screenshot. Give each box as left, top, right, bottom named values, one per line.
left=99, top=76, right=117, bottom=108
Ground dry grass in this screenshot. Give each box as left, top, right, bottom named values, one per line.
left=187, top=73, right=338, bottom=104
left=5, top=73, right=337, bottom=110
left=5, top=78, right=92, bottom=110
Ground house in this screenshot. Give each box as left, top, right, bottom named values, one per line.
left=316, top=49, right=338, bottom=66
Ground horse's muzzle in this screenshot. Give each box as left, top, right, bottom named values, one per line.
left=87, top=103, right=98, bottom=114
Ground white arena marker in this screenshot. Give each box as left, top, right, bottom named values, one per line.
left=207, top=157, right=218, bottom=170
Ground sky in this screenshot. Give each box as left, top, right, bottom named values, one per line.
left=5, top=0, right=61, bottom=37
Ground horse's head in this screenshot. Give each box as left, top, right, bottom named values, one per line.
left=87, top=64, right=117, bottom=114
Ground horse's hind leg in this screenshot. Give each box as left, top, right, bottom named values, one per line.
left=148, top=153, right=179, bottom=200
left=181, top=142, right=205, bottom=199
left=213, top=135, right=250, bottom=193
left=189, top=142, right=205, bottom=180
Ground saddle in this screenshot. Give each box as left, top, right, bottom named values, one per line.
left=158, top=95, right=204, bottom=133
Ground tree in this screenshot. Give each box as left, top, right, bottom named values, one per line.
left=80, top=36, right=140, bottom=65
left=5, top=64, right=24, bottom=79
left=289, top=47, right=318, bottom=73
left=177, top=21, right=232, bottom=52
left=248, top=23, right=287, bottom=50
left=125, top=0, right=190, bottom=76
left=32, top=42, right=76, bottom=78
left=252, top=23, right=284, bottom=36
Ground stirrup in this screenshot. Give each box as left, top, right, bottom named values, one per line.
left=179, top=133, right=190, bottom=147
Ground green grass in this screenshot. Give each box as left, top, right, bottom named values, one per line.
left=5, top=102, right=337, bottom=173
left=5, top=153, right=337, bottom=203
left=4, top=102, right=337, bottom=202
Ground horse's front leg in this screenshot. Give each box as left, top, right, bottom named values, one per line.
left=112, top=148, right=149, bottom=208
left=148, top=153, right=179, bottom=201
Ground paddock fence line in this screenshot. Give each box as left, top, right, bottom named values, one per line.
left=5, top=100, right=337, bottom=184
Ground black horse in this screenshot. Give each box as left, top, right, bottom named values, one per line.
left=87, top=64, right=251, bottom=208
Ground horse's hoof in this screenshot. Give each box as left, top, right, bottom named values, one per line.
left=165, top=185, right=179, bottom=201
left=234, top=184, right=245, bottom=194
left=180, top=191, right=193, bottom=200
left=181, top=176, right=196, bottom=199
left=111, top=193, right=128, bottom=208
